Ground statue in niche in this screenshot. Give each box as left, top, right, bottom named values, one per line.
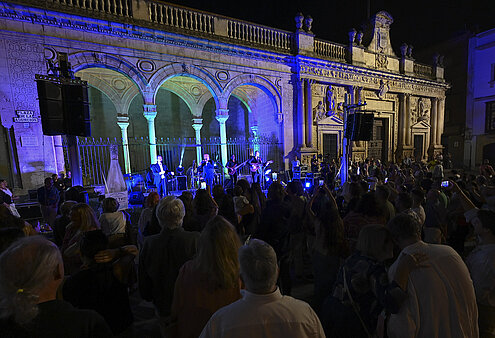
left=313, top=101, right=326, bottom=123
left=416, top=97, right=430, bottom=123
left=325, top=86, right=336, bottom=114
left=377, top=80, right=389, bottom=99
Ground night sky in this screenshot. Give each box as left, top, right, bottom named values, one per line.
left=165, top=0, right=495, bottom=56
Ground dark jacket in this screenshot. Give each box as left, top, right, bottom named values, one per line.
left=138, top=227, right=200, bottom=316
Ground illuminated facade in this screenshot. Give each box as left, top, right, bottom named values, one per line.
left=0, top=1, right=449, bottom=192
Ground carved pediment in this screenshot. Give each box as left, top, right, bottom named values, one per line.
left=317, top=114, right=343, bottom=125
left=411, top=119, right=430, bottom=130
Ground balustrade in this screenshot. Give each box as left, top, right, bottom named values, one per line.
left=314, top=39, right=346, bottom=61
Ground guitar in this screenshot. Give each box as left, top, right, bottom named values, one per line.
left=227, top=160, right=248, bottom=175
left=250, top=160, right=273, bottom=173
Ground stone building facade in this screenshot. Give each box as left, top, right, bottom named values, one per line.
left=0, top=0, right=449, bottom=192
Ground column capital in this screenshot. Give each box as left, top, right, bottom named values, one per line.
left=192, top=118, right=203, bottom=125
left=143, top=104, right=157, bottom=113
left=143, top=107, right=157, bottom=121
left=117, top=121, right=129, bottom=130
left=215, top=111, right=229, bottom=124
left=192, top=122, right=203, bottom=132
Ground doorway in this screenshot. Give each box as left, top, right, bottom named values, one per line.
left=367, top=118, right=388, bottom=162
left=414, top=134, right=424, bottom=161
left=323, top=133, right=338, bottom=161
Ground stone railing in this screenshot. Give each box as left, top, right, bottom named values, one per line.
left=46, top=0, right=132, bottom=17
left=226, top=19, right=292, bottom=50
left=148, top=1, right=215, bottom=35
left=314, top=39, right=347, bottom=61
left=413, top=62, right=433, bottom=78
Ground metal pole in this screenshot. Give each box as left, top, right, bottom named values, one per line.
left=67, top=135, right=83, bottom=186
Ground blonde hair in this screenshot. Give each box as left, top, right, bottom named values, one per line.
left=194, top=216, right=241, bottom=289
left=356, top=224, right=392, bottom=259
left=0, top=236, right=62, bottom=324
left=69, top=203, right=100, bottom=232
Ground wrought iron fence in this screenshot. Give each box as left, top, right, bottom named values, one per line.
left=61, top=135, right=283, bottom=187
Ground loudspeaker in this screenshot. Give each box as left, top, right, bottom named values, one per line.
left=344, top=113, right=374, bottom=141
left=356, top=114, right=373, bottom=141
left=37, top=80, right=91, bottom=136
left=63, top=84, right=91, bottom=137
left=37, top=80, right=65, bottom=135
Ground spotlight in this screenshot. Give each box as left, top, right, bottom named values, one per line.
left=305, top=181, right=311, bottom=189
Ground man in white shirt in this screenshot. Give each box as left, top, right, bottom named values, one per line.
left=200, top=239, right=324, bottom=338
left=387, top=214, right=478, bottom=338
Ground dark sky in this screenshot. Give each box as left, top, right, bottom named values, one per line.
left=166, top=0, right=495, bottom=54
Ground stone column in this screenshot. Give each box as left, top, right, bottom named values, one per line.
left=143, top=104, right=157, bottom=164
left=117, top=118, right=131, bottom=174
left=251, top=125, right=260, bottom=153
left=294, top=77, right=305, bottom=148
left=215, top=111, right=229, bottom=167
left=192, top=118, right=203, bottom=164
left=405, top=94, right=412, bottom=146
left=52, top=135, right=65, bottom=174
left=398, top=93, right=407, bottom=147
left=436, top=98, right=445, bottom=145
left=428, top=97, right=438, bottom=157
left=304, top=78, right=313, bottom=148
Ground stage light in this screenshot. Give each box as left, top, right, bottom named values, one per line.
left=305, top=181, right=311, bottom=188
left=272, top=172, right=278, bottom=180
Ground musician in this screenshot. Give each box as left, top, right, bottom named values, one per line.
left=249, top=151, right=263, bottom=184
left=226, top=154, right=239, bottom=186
left=150, top=155, right=168, bottom=197
left=199, top=153, right=216, bottom=190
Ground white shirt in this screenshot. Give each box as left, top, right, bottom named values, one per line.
left=200, top=288, right=325, bottom=338
left=466, top=244, right=495, bottom=307
left=387, top=241, right=478, bottom=338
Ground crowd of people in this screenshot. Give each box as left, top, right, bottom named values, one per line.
left=0, top=156, right=494, bottom=337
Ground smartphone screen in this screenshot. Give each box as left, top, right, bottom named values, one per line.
left=319, top=180, right=324, bottom=186
left=385, top=178, right=388, bottom=183
left=200, top=182, right=207, bottom=189
left=441, top=181, right=449, bottom=188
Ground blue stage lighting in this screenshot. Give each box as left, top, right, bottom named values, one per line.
left=305, top=181, right=311, bottom=188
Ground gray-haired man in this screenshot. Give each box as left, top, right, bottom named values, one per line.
left=200, top=239, right=324, bottom=338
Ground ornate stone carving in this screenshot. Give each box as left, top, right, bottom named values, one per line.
left=215, top=70, right=229, bottom=82
left=304, top=15, right=313, bottom=33
left=376, top=53, right=388, bottom=69
left=377, top=80, right=389, bottom=99
left=137, top=59, right=155, bottom=73
left=325, top=85, right=336, bottom=113
left=411, top=97, right=431, bottom=124
left=295, top=13, right=304, bottom=31
left=313, top=101, right=326, bottom=123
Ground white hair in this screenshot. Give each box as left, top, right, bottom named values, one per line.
left=155, top=196, right=185, bottom=229
left=238, top=239, right=278, bottom=294
left=0, top=236, right=62, bottom=324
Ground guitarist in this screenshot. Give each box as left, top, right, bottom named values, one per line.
left=150, top=155, right=168, bottom=197
left=249, top=150, right=271, bottom=184
left=226, top=154, right=240, bottom=186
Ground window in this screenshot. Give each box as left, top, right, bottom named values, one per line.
left=487, top=101, right=495, bottom=133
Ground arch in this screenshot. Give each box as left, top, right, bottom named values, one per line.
left=221, top=74, right=281, bottom=114
left=67, top=52, right=148, bottom=95
left=148, top=63, right=222, bottom=108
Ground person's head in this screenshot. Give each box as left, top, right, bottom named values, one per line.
left=267, top=181, right=285, bottom=202
left=69, top=203, right=100, bottom=232
left=0, top=236, right=63, bottom=325
left=195, top=216, right=241, bottom=289
left=44, top=177, right=53, bottom=189
left=254, top=151, right=260, bottom=158
left=356, top=224, right=394, bottom=262
left=59, top=173, right=65, bottom=179
left=51, top=174, right=58, bottom=182
left=193, top=189, right=219, bottom=217
left=376, top=185, right=390, bottom=202
left=238, top=239, right=278, bottom=294
left=315, top=207, right=344, bottom=255
left=59, top=200, right=77, bottom=218
left=484, top=159, right=490, bottom=165
left=472, top=209, right=495, bottom=238
left=155, top=196, right=185, bottom=229
left=79, top=230, right=108, bottom=266
left=212, top=185, right=225, bottom=200
left=286, top=180, right=303, bottom=197
left=387, top=214, right=421, bottom=248
left=411, top=189, right=425, bottom=206
left=0, top=179, right=7, bottom=190
left=203, top=153, right=210, bottom=161
left=237, top=179, right=250, bottom=196
left=230, top=154, right=236, bottom=161
left=101, top=197, right=119, bottom=213
left=145, top=192, right=160, bottom=209
left=395, top=192, right=413, bottom=212
left=156, top=155, right=163, bottom=164
left=233, top=185, right=243, bottom=197
left=0, top=228, right=24, bottom=254
left=355, top=192, right=386, bottom=219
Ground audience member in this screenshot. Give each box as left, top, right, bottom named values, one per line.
left=137, top=192, right=160, bottom=248
left=0, top=236, right=112, bottom=337
left=52, top=200, right=77, bottom=247
left=387, top=214, right=478, bottom=337
left=37, top=177, right=60, bottom=228
left=139, top=196, right=200, bottom=335
left=0, top=179, right=20, bottom=217
left=98, top=197, right=131, bottom=248
left=200, top=239, right=324, bottom=337
left=171, top=216, right=242, bottom=338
